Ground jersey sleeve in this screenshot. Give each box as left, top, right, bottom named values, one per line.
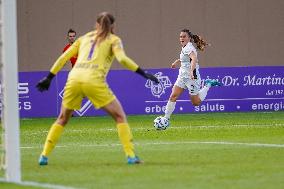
left=112, top=37, right=139, bottom=72
left=50, top=38, right=80, bottom=74
left=183, top=44, right=197, bottom=55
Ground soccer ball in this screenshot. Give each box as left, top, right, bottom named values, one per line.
left=153, top=116, right=170, bottom=130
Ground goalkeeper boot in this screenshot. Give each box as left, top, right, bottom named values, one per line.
left=38, top=155, right=48, bottom=166
left=205, top=79, right=222, bottom=87
left=127, top=156, right=143, bottom=165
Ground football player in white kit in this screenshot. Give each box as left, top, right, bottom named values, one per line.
left=164, top=29, right=222, bottom=121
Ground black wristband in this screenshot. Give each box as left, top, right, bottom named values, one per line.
left=47, top=72, right=55, bottom=80
left=135, top=67, right=146, bottom=77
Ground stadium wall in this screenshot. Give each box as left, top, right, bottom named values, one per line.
left=17, top=66, right=284, bottom=118
left=17, top=0, right=283, bottom=72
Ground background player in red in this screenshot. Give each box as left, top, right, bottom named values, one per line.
left=63, top=29, right=77, bottom=67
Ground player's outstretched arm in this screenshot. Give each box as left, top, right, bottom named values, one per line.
left=136, top=67, right=159, bottom=84
left=115, top=50, right=159, bottom=83
left=36, top=72, right=55, bottom=92
left=112, top=40, right=159, bottom=84
left=36, top=39, right=80, bottom=92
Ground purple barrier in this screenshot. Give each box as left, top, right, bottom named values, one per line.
left=13, top=66, right=284, bottom=118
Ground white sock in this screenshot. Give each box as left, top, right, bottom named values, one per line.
left=198, top=85, right=210, bottom=101
left=164, top=101, right=176, bottom=119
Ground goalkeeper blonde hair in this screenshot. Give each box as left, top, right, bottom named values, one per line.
left=95, top=12, right=115, bottom=44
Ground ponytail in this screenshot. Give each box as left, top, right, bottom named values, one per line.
left=181, top=29, right=209, bottom=51
left=95, top=12, right=115, bottom=44
left=192, top=34, right=209, bottom=51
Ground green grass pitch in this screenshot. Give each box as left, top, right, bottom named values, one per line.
left=1, top=112, right=284, bottom=189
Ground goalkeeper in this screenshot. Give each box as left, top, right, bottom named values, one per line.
left=36, top=12, right=159, bottom=165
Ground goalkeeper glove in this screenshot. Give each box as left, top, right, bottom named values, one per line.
left=36, top=72, right=55, bottom=92
left=136, top=67, right=159, bottom=84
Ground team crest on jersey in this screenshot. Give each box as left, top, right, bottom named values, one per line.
left=145, top=72, right=172, bottom=98
left=59, top=89, right=92, bottom=116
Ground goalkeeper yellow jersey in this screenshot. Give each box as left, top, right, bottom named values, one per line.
left=50, top=31, right=139, bottom=82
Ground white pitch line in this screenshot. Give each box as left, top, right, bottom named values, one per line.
left=139, top=141, right=284, bottom=148
left=21, top=123, right=284, bottom=136
left=0, top=178, right=80, bottom=189
left=20, top=140, right=284, bottom=149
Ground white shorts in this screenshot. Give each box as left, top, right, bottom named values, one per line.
left=174, top=77, right=201, bottom=95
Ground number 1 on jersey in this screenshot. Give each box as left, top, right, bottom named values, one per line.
left=87, top=42, right=96, bottom=60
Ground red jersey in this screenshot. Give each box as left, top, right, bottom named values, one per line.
left=63, top=44, right=77, bottom=67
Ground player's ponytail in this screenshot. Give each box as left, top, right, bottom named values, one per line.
left=95, top=12, right=115, bottom=44
left=181, top=29, right=209, bottom=51
left=192, top=34, right=209, bottom=51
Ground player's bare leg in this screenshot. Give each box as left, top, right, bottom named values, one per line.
left=192, top=79, right=222, bottom=106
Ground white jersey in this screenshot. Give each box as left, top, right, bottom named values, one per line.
left=178, top=42, right=200, bottom=79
